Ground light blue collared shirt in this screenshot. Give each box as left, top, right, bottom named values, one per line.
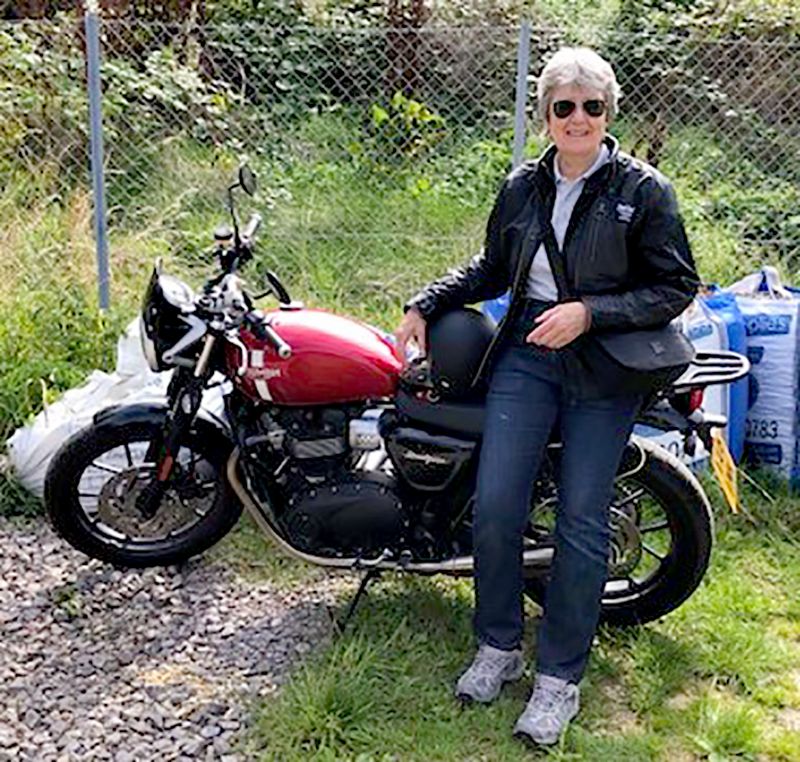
left=525, top=144, right=610, bottom=300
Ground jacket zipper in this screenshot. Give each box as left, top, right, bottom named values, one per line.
left=576, top=206, right=605, bottom=293
left=471, top=223, right=543, bottom=386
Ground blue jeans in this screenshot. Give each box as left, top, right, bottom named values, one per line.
left=473, top=344, right=642, bottom=683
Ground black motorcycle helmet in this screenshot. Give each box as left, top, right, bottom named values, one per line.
left=426, top=308, right=495, bottom=399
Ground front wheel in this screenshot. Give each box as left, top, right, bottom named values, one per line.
left=45, top=418, right=242, bottom=568
left=524, top=436, right=714, bottom=627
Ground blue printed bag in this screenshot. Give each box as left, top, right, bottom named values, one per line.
left=725, top=266, right=800, bottom=486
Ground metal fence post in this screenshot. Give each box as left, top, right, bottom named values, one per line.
left=512, top=19, right=531, bottom=169
left=85, top=1, right=110, bottom=311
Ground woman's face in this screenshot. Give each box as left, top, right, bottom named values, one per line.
left=546, top=83, right=608, bottom=161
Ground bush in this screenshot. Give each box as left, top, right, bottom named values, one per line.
left=366, top=91, right=447, bottom=166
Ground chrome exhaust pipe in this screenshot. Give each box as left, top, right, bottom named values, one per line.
left=399, top=545, right=553, bottom=574
left=226, top=449, right=554, bottom=575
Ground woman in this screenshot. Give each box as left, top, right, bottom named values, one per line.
left=395, top=47, right=699, bottom=745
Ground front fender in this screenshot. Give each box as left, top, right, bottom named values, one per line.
left=92, top=402, right=233, bottom=449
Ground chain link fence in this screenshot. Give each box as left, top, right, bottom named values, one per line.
left=2, top=15, right=800, bottom=325
left=81, top=21, right=521, bottom=319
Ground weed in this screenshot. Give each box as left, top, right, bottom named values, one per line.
left=51, top=582, right=81, bottom=620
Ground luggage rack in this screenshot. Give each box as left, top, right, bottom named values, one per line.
left=671, top=349, right=751, bottom=393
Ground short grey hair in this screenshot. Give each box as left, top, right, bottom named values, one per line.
left=536, top=47, right=621, bottom=122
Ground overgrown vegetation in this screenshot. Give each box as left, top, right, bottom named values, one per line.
left=0, top=0, right=796, bottom=502
left=2, top=0, right=799, bottom=494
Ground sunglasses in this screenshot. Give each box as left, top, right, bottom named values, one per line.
left=551, top=99, right=607, bottom=119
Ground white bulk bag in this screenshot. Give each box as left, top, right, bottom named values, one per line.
left=4, top=319, right=225, bottom=499
left=725, top=266, right=800, bottom=486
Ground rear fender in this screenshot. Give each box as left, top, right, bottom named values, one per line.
left=637, top=403, right=692, bottom=434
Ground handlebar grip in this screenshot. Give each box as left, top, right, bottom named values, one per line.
left=261, top=323, right=292, bottom=359
left=243, top=213, right=262, bottom=241
left=245, top=313, right=292, bottom=358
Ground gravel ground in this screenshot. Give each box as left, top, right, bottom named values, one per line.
left=0, top=517, right=342, bottom=761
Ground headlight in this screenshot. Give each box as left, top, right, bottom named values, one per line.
left=141, top=267, right=200, bottom=371
left=159, top=274, right=196, bottom=310
left=139, top=314, right=160, bottom=372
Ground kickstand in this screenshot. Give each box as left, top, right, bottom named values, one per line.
left=333, top=569, right=381, bottom=636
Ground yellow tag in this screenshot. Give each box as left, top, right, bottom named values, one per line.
left=711, top=429, right=738, bottom=513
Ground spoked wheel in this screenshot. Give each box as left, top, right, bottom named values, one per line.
left=524, top=436, right=713, bottom=627
left=45, top=420, right=242, bottom=568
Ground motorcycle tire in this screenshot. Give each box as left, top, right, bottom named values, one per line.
left=524, top=436, right=713, bottom=627
left=45, top=419, right=242, bottom=568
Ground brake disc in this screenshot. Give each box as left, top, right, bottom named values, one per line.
left=96, top=467, right=208, bottom=541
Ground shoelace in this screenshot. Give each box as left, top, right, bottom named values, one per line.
left=471, top=647, right=513, bottom=677
left=530, top=682, right=565, bottom=714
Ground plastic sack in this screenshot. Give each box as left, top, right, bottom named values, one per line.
left=702, top=288, right=748, bottom=462
left=725, top=266, right=800, bottom=486
left=5, top=318, right=226, bottom=499
left=481, top=291, right=511, bottom=326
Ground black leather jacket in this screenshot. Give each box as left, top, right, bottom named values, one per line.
left=406, top=136, right=700, bottom=396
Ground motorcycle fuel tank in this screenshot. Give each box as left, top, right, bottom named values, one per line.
left=228, top=308, right=404, bottom=405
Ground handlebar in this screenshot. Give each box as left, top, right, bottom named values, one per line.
left=216, top=213, right=261, bottom=274
left=260, top=322, right=293, bottom=359
left=244, top=313, right=292, bottom=359
left=242, top=213, right=262, bottom=242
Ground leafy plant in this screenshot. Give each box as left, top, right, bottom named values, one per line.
left=366, top=91, right=447, bottom=166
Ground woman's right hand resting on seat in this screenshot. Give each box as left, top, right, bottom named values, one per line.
left=394, top=307, right=427, bottom=362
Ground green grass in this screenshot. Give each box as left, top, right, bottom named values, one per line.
left=206, top=513, right=326, bottom=588
left=0, top=469, right=42, bottom=517
left=238, top=474, right=800, bottom=761
left=3, top=8, right=800, bottom=757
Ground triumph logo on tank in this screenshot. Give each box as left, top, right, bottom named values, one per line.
left=250, top=349, right=281, bottom=382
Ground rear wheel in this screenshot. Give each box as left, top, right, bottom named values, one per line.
left=45, top=420, right=242, bottom=568
left=524, top=436, right=713, bottom=627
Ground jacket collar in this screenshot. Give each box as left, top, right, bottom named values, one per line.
left=535, top=134, right=620, bottom=190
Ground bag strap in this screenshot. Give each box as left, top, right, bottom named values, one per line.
left=759, top=265, right=792, bottom=299
left=541, top=221, right=571, bottom=299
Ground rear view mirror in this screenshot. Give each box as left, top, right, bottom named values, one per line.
left=239, top=166, right=257, bottom=196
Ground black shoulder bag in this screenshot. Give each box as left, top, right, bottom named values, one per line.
left=540, top=202, right=694, bottom=398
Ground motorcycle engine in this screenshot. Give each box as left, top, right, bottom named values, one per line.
left=284, top=471, right=403, bottom=556
left=246, top=407, right=406, bottom=557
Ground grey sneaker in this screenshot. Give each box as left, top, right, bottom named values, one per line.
left=513, top=673, right=580, bottom=746
left=455, top=644, right=525, bottom=703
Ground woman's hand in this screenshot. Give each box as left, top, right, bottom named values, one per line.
left=394, top=307, right=427, bottom=361
left=526, top=302, right=591, bottom=349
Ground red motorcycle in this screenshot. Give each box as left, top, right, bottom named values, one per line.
left=45, top=168, right=749, bottom=627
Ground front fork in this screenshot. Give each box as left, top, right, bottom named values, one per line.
left=136, top=335, right=216, bottom=518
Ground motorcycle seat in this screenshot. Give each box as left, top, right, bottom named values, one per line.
left=396, top=389, right=485, bottom=439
